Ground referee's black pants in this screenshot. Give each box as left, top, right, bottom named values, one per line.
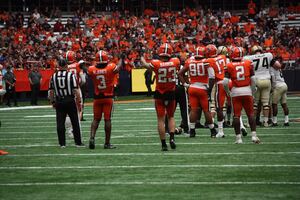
left=55, top=100, right=82, bottom=146
left=175, top=85, right=189, bottom=132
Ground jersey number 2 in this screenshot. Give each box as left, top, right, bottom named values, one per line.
left=236, top=66, right=245, bottom=81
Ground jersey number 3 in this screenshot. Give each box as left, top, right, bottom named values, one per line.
left=96, top=75, right=106, bottom=89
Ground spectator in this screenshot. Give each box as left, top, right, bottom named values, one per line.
left=3, top=66, right=17, bottom=107
left=28, top=64, right=42, bottom=105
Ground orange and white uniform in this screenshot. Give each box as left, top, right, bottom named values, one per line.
left=226, top=60, right=255, bottom=117
left=150, top=57, right=180, bottom=117
left=206, top=55, right=228, bottom=110
left=184, top=57, right=214, bottom=112
left=88, top=63, right=118, bottom=120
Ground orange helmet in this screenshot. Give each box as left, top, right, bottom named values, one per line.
left=194, top=46, right=206, bottom=58
left=95, top=50, right=109, bottom=64
left=65, top=51, right=76, bottom=64
left=158, top=43, right=173, bottom=57
left=230, top=47, right=244, bottom=60
left=205, top=44, right=217, bottom=58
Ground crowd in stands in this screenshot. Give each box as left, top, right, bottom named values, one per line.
left=0, top=2, right=299, bottom=72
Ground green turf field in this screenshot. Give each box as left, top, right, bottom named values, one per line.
left=0, top=96, right=300, bottom=200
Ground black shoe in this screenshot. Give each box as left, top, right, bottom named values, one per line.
left=104, top=143, right=116, bottom=149
left=210, top=128, right=217, bottom=138
left=170, top=139, right=176, bottom=149
left=256, top=121, right=262, bottom=126
left=189, top=129, right=196, bottom=138
left=271, top=123, right=278, bottom=127
left=161, top=144, right=168, bottom=151
left=81, top=118, right=86, bottom=121
left=89, top=138, right=95, bottom=149
left=241, top=128, right=248, bottom=137
left=223, top=121, right=231, bottom=128
left=284, top=122, right=290, bottom=126
left=268, top=119, right=273, bottom=125
left=76, top=143, right=85, bottom=148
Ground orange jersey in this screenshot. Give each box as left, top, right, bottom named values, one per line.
left=151, top=57, right=180, bottom=94
left=226, top=60, right=253, bottom=88
left=206, top=55, right=227, bottom=82
left=88, top=63, right=117, bottom=97
left=67, top=62, right=81, bottom=82
left=184, top=57, right=210, bottom=84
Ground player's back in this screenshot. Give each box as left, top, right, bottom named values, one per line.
left=67, top=62, right=80, bottom=80
left=88, top=63, right=117, bottom=97
left=243, top=52, right=273, bottom=79
left=185, top=57, right=209, bottom=86
left=227, top=60, right=252, bottom=87
left=270, top=67, right=285, bottom=87
left=206, top=55, right=226, bottom=82
left=151, top=57, right=180, bottom=94
left=226, top=60, right=253, bottom=97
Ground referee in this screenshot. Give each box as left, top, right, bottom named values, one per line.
left=49, top=59, right=84, bottom=148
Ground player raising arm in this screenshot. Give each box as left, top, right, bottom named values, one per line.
left=223, top=47, right=260, bottom=144
left=141, top=43, right=180, bottom=151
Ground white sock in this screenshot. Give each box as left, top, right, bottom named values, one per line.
left=264, top=117, right=268, bottom=123
left=273, top=116, right=277, bottom=124
left=236, top=134, right=242, bottom=139
left=240, top=116, right=245, bottom=129
left=190, top=123, right=195, bottom=129
left=251, top=131, right=257, bottom=137
left=218, top=121, right=223, bottom=129
left=285, top=115, right=289, bottom=123
left=208, top=124, right=214, bottom=129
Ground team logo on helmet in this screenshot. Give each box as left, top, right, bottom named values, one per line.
left=205, top=44, right=218, bottom=58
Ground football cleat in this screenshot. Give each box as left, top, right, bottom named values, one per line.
left=161, top=144, right=168, bottom=151
left=271, top=123, right=278, bottom=127
left=284, top=122, right=290, bottom=126
left=174, top=127, right=182, bottom=135
left=189, top=129, right=196, bottom=138
left=104, top=144, right=116, bottom=149
left=256, top=120, right=262, bottom=126
left=252, top=136, right=261, bottom=144
left=235, top=138, right=243, bottom=144
left=195, top=122, right=205, bottom=128
left=89, top=138, right=95, bottom=149
left=60, top=145, right=66, bottom=149
left=263, top=122, right=269, bottom=127
left=67, top=128, right=74, bottom=139
left=170, top=139, right=176, bottom=149
left=76, top=143, right=85, bottom=148
left=210, top=128, right=217, bottom=138
left=216, top=132, right=225, bottom=138
left=241, top=128, right=248, bottom=137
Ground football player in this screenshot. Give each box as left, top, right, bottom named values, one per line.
left=178, top=46, right=217, bottom=138
left=64, top=51, right=86, bottom=138
left=87, top=50, right=122, bottom=149
left=224, top=47, right=260, bottom=144
left=243, top=45, right=274, bottom=127
left=141, top=43, right=180, bottom=151
left=270, top=59, right=289, bottom=126
left=205, top=44, right=228, bottom=138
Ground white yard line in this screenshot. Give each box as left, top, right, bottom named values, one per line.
left=0, top=181, right=300, bottom=186
left=0, top=164, right=299, bottom=170
left=1, top=142, right=300, bottom=148
left=6, top=152, right=300, bottom=157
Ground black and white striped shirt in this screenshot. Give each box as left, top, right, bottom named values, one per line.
left=49, top=70, right=78, bottom=99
